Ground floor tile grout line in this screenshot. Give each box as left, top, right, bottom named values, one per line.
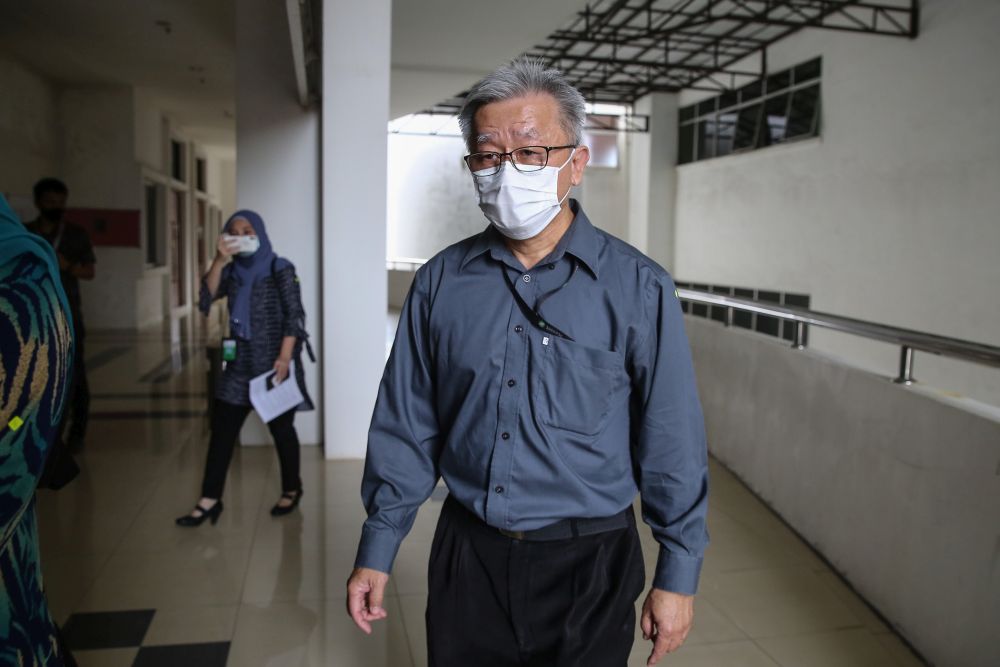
left=57, top=405, right=201, bottom=622
left=394, top=592, right=423, bottom=667
left=228, top=450, right=278, bottom=649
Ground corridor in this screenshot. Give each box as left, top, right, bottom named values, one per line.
left=36, top=325, right=925, bottom=667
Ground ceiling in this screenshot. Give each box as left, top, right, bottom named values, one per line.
left=0, top=0, right=236, bottom=148
left=0, top=1, right=914, bottom=149
left=526, top=0, right=918, bottom=103
left=0, top=0, right=592, bottom=150
left=389, top=0, right=592, bottom=118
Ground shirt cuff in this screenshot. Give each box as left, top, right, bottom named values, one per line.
left=652, top=547, right=703, bottom=595
left=353, top=523, right=403, bottom=575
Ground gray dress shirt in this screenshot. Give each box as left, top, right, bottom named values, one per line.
left=356, top=201, right=709, bottom=594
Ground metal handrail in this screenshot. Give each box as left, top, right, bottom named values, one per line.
left=677, top=288, right=1000, bottom=384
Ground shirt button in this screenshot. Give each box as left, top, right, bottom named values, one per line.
left=501, top=432, right=510, bottom=440
left=507, top=379, right=516, bottom=387
left=547, top=263, right=555, bottom=270
left=514, top=325, right=523, bottom=333
left=494, top=486, right=505, bottom=494
left=522, top=274, right=531, bottom=283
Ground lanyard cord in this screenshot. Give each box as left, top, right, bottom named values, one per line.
left=501, top=258, right=578, bottom=341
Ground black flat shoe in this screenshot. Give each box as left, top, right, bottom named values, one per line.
left=270, top=489, right=303, bottom=516
left=175, top=501, right=224, bottom=527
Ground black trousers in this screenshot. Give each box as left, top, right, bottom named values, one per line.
left=200, top=399, right=302, bottom=499
left=427, top=496, right=645, bottom=667
left=62, top=334, right=89, bottom=443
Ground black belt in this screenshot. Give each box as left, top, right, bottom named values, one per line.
left=497, top=510, right=631, bottom=541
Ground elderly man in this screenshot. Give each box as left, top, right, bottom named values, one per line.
left=347, top=58, right=708, bottom=666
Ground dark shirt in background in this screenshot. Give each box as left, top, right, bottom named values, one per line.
left=25, top=219, right=96, bottom=336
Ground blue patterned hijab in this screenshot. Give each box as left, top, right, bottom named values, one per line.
left=0, top=194, right=71, bottom=319
left=224, top=209, right=279, bottom=340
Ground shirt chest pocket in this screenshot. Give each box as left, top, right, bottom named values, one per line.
left=532, top=338, right=628, bottom=437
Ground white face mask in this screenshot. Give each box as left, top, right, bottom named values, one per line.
left=224, top=234, right=260, bottom=256
left=473, top=148, right=576, bottom=240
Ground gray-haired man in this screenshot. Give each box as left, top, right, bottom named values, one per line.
left=347, top=58, right=708, bottom=666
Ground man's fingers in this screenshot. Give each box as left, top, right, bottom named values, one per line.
left=647, top=629, right=670, bottom=666
left=640, top=603, right=653, bottom=640
left=367, top=578, right=386, bottom=617
left=347, top=586, right=372, bottom=634
left=346, top=567, right=390, bottom=634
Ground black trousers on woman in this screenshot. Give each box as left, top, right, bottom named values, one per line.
left=426, top=495, right=646, bottom=667
left=201, top=399, right=301, bottom=499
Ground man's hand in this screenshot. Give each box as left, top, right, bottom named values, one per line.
left=640, top=589, right=694, bottom=665
left=346, top=567, right=390, bottom=634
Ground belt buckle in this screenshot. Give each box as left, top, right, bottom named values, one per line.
left=499, top=529, right=525, bottom=540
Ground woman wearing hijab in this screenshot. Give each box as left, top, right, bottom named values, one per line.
left=177, top=210, right=313, bottom=526
left=0, top=194, right=76, bottom=665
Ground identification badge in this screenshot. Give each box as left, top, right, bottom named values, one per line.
left=222, top=338, right=237, bottom=362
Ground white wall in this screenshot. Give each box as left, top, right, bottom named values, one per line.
left=134, top=87, right=166, bottom=174
left=0, top=55, right=60, bottom=196
left=628, top=93, right=678, bottom=268
left=60, top=86, right=145, bottom=330
left=689, top=316, right=1000, bottom=667
left=322, top=0, right=391, bottom=459
left=672, top=0, right=1000, bottom=406
left=387, top=133, right=484, bottom=260
left=234, top=0, right=322, bottom=447
left=577, top=134, right=630, bottom=240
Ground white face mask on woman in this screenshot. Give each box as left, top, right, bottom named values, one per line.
left=473, top=148, right=576, bottom=240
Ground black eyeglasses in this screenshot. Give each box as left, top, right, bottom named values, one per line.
left=464, top=145, right=576, bottom=176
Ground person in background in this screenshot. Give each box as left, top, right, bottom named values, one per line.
left=0, top=194, right=77, bottom=665
left=176, top=210, right=313, bottom=527
left=26, top=178, right=95, bottom=453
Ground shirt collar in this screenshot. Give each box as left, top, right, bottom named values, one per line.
left=459, top=199, right=601, bottom=278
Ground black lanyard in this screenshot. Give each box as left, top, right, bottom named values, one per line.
left=502, top=259, right=578, bottom=341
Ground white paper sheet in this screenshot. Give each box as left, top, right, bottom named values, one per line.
left=249, top=360, right=304, bottom=423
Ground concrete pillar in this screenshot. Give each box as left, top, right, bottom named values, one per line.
left=627, top=93, right=679, bottom=270
left=321, top=0, right=391, bottom=458
left=235, top=0, right=322, bottom=446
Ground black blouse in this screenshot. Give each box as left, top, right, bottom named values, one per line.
left=200, top=261, right=314, bottom=410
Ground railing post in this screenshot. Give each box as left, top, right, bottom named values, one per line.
left=792, top=321, right=806, bottom=350
left=725, top=307, right=734, bottom=327
left=894, top=345, right=916, bottom=385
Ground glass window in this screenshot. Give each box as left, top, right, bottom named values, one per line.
left=716, top=112, right=737, bottom=157
left=678, top=123, right=695, bottom=164
left=733, top=288, right=755, bottom=329
left=719, top=90, right=738, bottom=111
left=786, top=84, right=820, bottom=140
left=739, top=80, right=763, bottom=104
left=733, top=103, right=762, bottom=151
left=691, top=284, right=710, bottom=318
left=697, top=97, right=717, bottom=118
left=676, top=57, right=821, bottom=164
left=763, top=93, right=790, bottom=146
left=697, top=118, right=718, bottom=160
left=195, top=158, right=207, bottom=192
left=583, top=131, right=619, bottom=168
left=170, top=140, right=184, bottom=182
left=766, top=70, right=791, bottom=94
left=793, top=58, right=822, bottom=84
left=710, top=285, right=732, bottom=323
left=755, top=290, right=781, bottom=336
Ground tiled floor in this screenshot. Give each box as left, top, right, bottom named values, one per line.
left=36, top=320, right=927, bottom=666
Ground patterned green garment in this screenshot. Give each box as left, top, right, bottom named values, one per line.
left=1, top=250, right=75, bottom=663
